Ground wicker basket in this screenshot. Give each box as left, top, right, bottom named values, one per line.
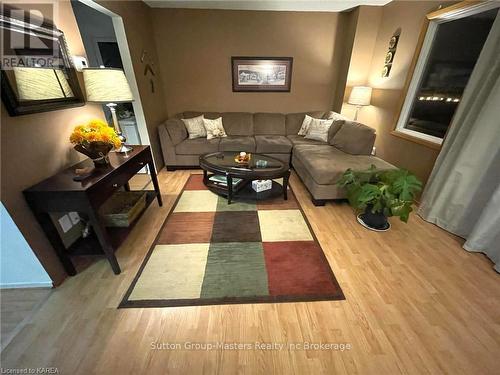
left=101, top=191, right=147, bottom=227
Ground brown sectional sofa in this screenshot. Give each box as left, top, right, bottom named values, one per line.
left=158, top=111, right=395, bottom=205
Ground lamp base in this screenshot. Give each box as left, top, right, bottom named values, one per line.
left=353, top=106, right=361, bottom=121
left=115, top=131, right=133, bottom=154
left=107, top=103, right=133, bottom=154
left=115, top=144, right=133, bottom=153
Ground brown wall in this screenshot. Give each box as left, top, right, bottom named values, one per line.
left=345, top=6, right=383, bottom=87
left=151, top=8, right=343, bottom=115
left=342, top=1, right=444, bottom=185
left=97, top=1, right=168, bottom=169
left=331, top=8, right=360, bottom=111
left=0, top=1, right=104, bottom=284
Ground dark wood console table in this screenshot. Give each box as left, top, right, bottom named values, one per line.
left=24, top=145, right=162, bottom=276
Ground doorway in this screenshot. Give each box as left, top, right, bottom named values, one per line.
left=71, top=0, right=151, bottom=166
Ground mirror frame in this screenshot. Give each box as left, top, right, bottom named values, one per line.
left=0, top=6, right=85, bottom=116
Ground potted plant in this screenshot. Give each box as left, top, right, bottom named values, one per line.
left=337, top=165, right=422, bottom=231
left=70, top=119, right=122, bottom=167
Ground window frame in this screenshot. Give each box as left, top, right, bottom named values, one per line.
left=392, top=1, right=500, bottom=150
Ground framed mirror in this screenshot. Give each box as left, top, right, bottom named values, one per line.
left=0, top=5, right=85, bottom=116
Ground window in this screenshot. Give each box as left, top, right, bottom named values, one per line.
left=394, top=3, right=499, bottom=147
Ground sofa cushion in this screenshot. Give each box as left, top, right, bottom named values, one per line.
left=287, top=134, right=327, bottom=146
left=253, top=113, right=286, bottom=135
left=175, top=138, right=220, bottom=155
left=255, top=135, right=292, bottom=153
left=219, top=136, right=256, bottom=152
left=330, top=120, right=375, bottom=155
left=183, top=111, right=222, bottom=120
left=293, top=145, right=394, bottom=185
left=285, top=111, right=326, bottom=135
left=165, top=118, right=188, bottom=145
left=221, top=113, right=254, bottom=135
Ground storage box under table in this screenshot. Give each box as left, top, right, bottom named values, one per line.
left=252, top=180, right=272, bottom=192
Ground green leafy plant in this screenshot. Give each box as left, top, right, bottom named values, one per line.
left=337, top=165, right=422, bottom=223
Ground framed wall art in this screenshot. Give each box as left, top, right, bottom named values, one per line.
left=231, top=57, right=293, bottom=92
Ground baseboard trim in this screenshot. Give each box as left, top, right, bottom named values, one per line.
left=0, top=282, right=53, bottom=289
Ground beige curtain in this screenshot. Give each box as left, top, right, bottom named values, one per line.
left=418, top=14, right=500, bottom=272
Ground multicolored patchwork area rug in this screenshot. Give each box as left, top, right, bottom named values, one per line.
left=120, top=175, right=344, bottom=308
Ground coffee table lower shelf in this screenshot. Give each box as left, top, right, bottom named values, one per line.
left=204, top=175, right=285, bottom=203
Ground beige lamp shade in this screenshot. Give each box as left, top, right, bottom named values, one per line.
left=14, top=67, right=74, bottom=100
left=348, top=86, right=372, bottom=106
left=83, top=68, right=133, bottom=103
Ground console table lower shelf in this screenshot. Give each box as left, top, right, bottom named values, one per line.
left=67, top=191, right=157, bottom=257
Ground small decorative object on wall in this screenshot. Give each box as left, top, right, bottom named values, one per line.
left=388, top=35, right=399, bottom=49
left=382, top=29, right=401, bottom=78
left=382, top=64, right=392, bottom=78
left=232, top=56, right=293, bottom=92
left=385, top=50, right=394, bottom=64
left=70, top=119, right=122, bottom=168
left=141, top=50, right=156, bottom=94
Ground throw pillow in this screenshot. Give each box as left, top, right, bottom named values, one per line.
left=330, top=120, right=376, bottom=155
left=182, top=115, right=206, bottom=139
left=203, top=117, right=227, bottom=140
left=297, top=115, right=313, bottom=136
left=304, top=118, right=334, bottom=143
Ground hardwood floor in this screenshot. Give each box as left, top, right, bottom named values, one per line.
left=1, top=170, right=499, bottom=374
left=0, top=288, right=52, bottom=351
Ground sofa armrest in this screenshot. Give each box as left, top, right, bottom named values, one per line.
left=165, top=118, right=188, bottom=146
left=158, top=124, right=177, bottom=167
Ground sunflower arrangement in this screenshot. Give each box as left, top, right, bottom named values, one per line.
left=70, top=119, right=121, bottom=148
left=70, top=119, right=122, bottom=166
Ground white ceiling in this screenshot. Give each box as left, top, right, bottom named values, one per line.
left=144, top=0, right=393, bottom=12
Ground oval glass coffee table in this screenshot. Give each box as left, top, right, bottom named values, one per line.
left=199, top=152, right=291, bottom=204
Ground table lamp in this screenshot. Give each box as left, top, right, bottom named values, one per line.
left=83, top=67, right=134, bottom=153
left=348, top=86, right=372, bottom=121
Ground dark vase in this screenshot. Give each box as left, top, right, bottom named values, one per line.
left=74, top=142, right=113, bottom=168
left=359, top=205, right=388, bottom=230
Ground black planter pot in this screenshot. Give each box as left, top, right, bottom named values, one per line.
left=357, top=205, right=390, bottom=231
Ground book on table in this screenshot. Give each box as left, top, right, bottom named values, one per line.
left=208, top=175, right=243, bottom=188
